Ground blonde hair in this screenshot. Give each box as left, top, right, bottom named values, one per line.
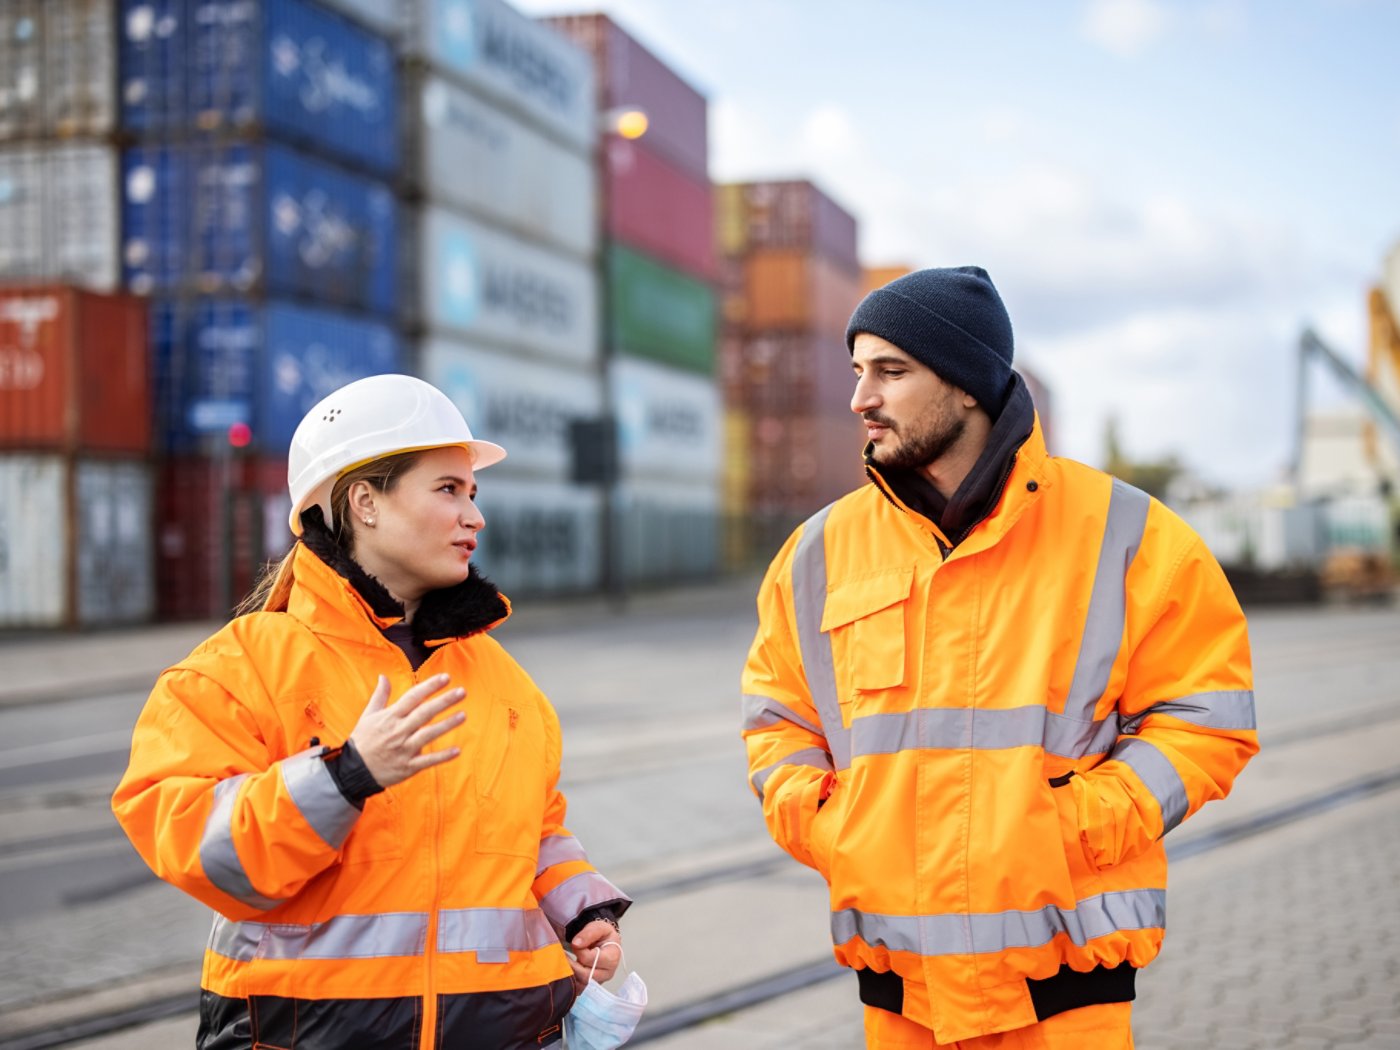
left=237, top=450, right=424, bottom=615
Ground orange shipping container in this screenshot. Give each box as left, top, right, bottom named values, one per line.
left=862, top=264, right=913, bottom=297
left=742, top=249, right=864, bottom=334
left=0, top=286, right=149, bottom=453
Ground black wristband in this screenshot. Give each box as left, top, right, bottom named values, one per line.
left=324, top=738, right=385, bottom=809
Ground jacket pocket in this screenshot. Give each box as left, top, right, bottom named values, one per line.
left=822, top=568, right=913, bottom=696
left=807, top=783, right=841, bottom=881
left=1051, top=773, right=1102, bottom=889
left=339, top=788, right=403, bottom=865
left=475, top=696, right=548, bottom=858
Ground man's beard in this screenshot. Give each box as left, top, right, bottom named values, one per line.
left=866, top=412, right=967, bottom=470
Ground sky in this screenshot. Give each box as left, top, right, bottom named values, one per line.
left=521, top=0, right=1400, bottom=489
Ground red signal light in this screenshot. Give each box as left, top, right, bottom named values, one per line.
left=228, top=421, right=253, bottom=448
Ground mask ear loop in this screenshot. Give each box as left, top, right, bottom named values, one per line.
left=586, top=939, right=624, bottom=984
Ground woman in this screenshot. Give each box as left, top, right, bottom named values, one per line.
left=113, top=374, right=628, bottom=1049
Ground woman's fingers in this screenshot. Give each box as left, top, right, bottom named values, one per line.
left=390, top=673, right=452, bottom=713
left=406, top=710, right=466, bottom=752
left=400, top=687, right=466, bottom=733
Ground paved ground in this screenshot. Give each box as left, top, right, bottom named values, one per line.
left=1, top=593, right=1397, bottom=1049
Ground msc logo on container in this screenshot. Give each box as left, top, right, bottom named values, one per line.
left=271, top=33, right=382, bottom=118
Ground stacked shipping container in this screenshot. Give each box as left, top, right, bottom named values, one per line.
left=0, top=6, right=158, bottom=627
left=402, top=0, right=604, bottom=594
left=118, top=0, right=406, bottom=618
left=546, top=13, right=721, bottom=587
left=718, top=180, right=866, bottom=559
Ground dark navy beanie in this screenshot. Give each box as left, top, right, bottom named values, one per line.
left=845, top=266, right=1015, bottom=412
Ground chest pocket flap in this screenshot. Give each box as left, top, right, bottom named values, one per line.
left=821, top=568, right=913, bottom=693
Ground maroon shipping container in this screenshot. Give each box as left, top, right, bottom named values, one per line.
left=718, top=180, right=859, bottom=272
left=605, top=134, right=715, bottom=281
left=544, top=13, right=708, bottom=182
left=746, top=408, right=865, bottom=517
left=0, top=286, right=149, bottom=453
left=156, top=455, right=291, bottom=621
left=721, top=329, right=858, bottom=421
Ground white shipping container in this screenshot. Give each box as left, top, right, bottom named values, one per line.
left=614, top=477, right=720, bottom=584
left=473, top=475, right=602, bottom=595
left=419, top=205, right=598, bottom=365
left=406, top=0, right=596, bottom=153
left=422, top=337, right=602, bottom=479
left=0, top=455, right=67, bottom=627
left=0, top=454, right=154, bottom=628
left=611, top=356, right=722, bottom=482
left=0, top=143, right=120, bottom=290
left=0, top=0, right=116, bottom=140
left=1177, top=497, right=1326, bottom=572
left=1323, top=494, right=1393, bottom=554
left=412, top=74, right=595, bottom=258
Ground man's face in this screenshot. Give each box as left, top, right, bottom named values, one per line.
left=850, top=333, right=970, bottom=470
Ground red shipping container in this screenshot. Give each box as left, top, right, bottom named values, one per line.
left=156, top=455, right=291, bottom=621
left=605, top=134, right=715, bottom=281
left=545, top=13, right=709, bottom=182
left=0, top=285, right=149, bottom=453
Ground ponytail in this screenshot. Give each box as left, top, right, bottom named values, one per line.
left=237, top=543, right=300, bottom=615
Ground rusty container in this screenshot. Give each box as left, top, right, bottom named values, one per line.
left=0, top=286, right=149, bottom=454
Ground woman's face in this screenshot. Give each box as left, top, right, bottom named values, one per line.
left=351, top=445, right=484, bottom=602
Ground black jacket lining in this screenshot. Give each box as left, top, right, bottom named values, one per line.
left=857, top=962, right=1136, bottom=1025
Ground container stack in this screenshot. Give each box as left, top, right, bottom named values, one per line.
left=545, top=12, right=722, bottom=587
left=0, top=4, right=156, bottom=628
left=0, top=288, right=154, bottom=627
left=400, top=0, right=603, bottom=595
left=717, top=180, right=867, bottom=558
left=117, top=0, right=405, bottom=618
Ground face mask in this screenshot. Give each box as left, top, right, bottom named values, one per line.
left=564, top=942, right=648, bottom=1049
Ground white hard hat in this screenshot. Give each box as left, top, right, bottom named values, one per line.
left=287, top=374, right=506, bottom=536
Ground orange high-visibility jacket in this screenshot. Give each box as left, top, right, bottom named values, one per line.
left=742, top=420, right=1257, bottom=1043
left=113, top=542, right=626, bottom=1049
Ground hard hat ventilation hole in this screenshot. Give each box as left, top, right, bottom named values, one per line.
left=322, top=407, right=343, bottom=423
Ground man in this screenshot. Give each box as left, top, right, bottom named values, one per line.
left=741, top=267, right=1257, bottom=1049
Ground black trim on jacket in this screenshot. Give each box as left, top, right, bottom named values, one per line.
left=856, top=962, right=1136, bottom=1026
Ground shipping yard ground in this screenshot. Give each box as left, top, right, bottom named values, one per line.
left=0, top=579, right=1398, bottom=1050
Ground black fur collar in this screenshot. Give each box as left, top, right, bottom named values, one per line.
left=299, top=508, right=509, bottom=644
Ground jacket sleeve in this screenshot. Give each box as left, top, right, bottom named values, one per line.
left=1072, top=526, right=1259, bottom=869
left=740, top=530, right=836, bottom=872
left=530, top=693, right=631, bottom=938
left=111, top=665, right=363, bottom=920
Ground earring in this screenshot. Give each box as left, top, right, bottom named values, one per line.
left=363, top=517, right=375, bottom=527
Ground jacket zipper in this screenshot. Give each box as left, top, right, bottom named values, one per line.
left=412, top=652, right=444, bottom=1050
left=950, top=453, right=1020, bottom=549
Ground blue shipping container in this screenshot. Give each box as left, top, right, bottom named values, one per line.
left=123, top=140, right=399, bottom=315
left=120, top=0, right=399, bottom=176
left=151, top=298, right=401, bottom=453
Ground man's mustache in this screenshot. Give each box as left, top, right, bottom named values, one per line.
left=862, top=413, right=897, bottom=430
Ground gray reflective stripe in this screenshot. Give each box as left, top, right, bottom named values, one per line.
left=830, top=888, right=1165, bottom=957
left=198, top=775, right=283, bottom=911
left=208, top=911, right=428, bottom=962
left=1112, top=738, right=1190, bottom=833
left=791, top=503, right=850, bottom=769
left=751, top=746, right=834, bottom=801
left=281, top=749, right=361, bottom=850
left=538, top=870, right=630, bottom=937
left=438, top=907, right=558, bottom=962
left=1062, top=480, right=1151, bottom=734
left=536, top=834, right=590, bottom=876
left=741, top=693, right=824, bottom=736
left=845, top=707, right=1119, bottom=760
left=1044, top=711, right=1120, bottom=758
left=1126, top=690, right=1257, bottom=733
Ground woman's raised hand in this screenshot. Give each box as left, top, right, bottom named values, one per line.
left=349, top=674, right=466, bottom=787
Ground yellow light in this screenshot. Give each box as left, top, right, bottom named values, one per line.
left=615, top=109, right=648, bottom=140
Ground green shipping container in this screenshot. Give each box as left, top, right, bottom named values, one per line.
left=608, top=244, right=716, bottom=374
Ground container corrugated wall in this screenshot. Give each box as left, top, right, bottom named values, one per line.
left=406, top=0, right=596, bottom=154
left=473, top=476, right=602, bottom=595
left=0, top=0, right=117, bottom=141
left=604, top=135, right=715, bottom=280
left=120, top=0, right=400, bottom=176
left=0, top=454, right=155, bottom=628
left=406, top=72, right=595, bottom=259
left=607, top=244, right=715, bottom=374
left=418, top=206, right=598, bottom=366
left=0, top=287, right=150, bottom=454
left=0, top=143, right=120, bottom=290
left=122, top=141, right=400, bottom=313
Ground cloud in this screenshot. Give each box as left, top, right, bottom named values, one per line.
left=1081, top=0, right=1171, bottom=57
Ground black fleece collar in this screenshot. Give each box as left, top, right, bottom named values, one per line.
left=298, top=507, right=509, bottom=646
left=868, top=371, right=1036, bottom=547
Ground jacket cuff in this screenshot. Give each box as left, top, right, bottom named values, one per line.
left=324, top=739, right=385, bottom=809
left=564, top=902, right=625, bottom=942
